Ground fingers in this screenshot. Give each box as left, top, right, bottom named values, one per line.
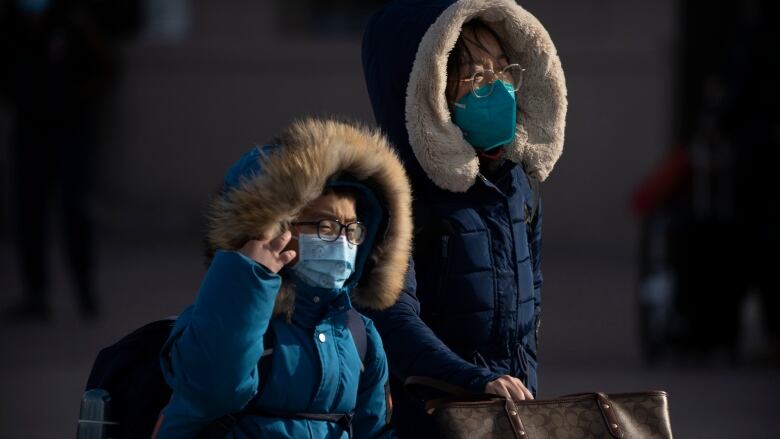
left=504, top=379, right=526, bottom=401
left=521, top=383, right=534, bottom=400
left=499, top=383, right=513, bottom=401
left=237, top=230, right=295, bottom=273
left=507, top=377, right=534, bottom=401
left=278, top=249, right=297, bottom=266
left=486, top=378, right=514, bottom=400
left=268, top=230, right=292, bottom=253
left=486, top=381, right=512, bottom=400
left=486, top=376, right=534, bottom=402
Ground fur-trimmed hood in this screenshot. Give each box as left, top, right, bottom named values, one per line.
left=363, top=0, right=567, bottom=192
left=207, top=119, right=413, bottom=311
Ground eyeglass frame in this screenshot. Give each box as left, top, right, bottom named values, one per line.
left=291, top=219, right=366, bottom=245
left=457, top=63, right=526, bottom=98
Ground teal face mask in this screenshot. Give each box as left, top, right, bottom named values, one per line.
left=452, top=81, right=517, bottom=151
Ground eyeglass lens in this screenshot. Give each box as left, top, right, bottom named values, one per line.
left=472, top=64, right=524, bottom=98
left=317, top=219, right=366, bottom=245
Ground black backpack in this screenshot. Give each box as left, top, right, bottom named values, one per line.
left=79, top=309, right=367, bottom=439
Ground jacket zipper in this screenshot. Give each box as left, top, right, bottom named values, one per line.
left=478, top=168, right=514, bottom=343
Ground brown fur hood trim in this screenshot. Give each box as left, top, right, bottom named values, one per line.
left=207, top=118, right=413, bottom=311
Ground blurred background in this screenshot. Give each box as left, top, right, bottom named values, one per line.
left=0, top=0, right=778, bottom=437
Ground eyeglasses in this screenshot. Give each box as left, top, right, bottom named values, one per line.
left=291, top=219, right=367, bottom=245
left=458, top=64, right=525, bottom=98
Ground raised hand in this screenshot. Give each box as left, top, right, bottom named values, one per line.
left=238, top=230, right=297, bottom=273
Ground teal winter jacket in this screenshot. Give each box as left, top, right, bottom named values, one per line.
left=155, top=120, right=413, bottom=438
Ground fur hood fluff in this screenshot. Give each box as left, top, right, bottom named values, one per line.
left=207, top=119, right=413, bottom=311
left=407, top=0, right=567, bottom=191
left=364, top=0, right=567, bottom=192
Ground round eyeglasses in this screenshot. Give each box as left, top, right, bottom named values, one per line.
left=291, top=219, right=367, bottom=245
left=459, top=64, right=525, bottom=98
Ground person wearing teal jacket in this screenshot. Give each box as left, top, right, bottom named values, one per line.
left=154, top=119, right=413, bottom=438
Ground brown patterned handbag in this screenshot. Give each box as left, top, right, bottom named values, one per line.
left=405, top=376, right=673, bottom=439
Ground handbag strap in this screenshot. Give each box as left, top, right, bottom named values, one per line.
left=502, top=398, right=527, bottom=439
left=594, top=393, right=624, bottom=439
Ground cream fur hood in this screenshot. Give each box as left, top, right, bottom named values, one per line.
left=206, top=119, right=413, bottom=311
left=363, top=0, right=567, bottom=192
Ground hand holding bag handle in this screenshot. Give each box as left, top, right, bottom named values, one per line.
left=405, top=376, right=529, bottom=438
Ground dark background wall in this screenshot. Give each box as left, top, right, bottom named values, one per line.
left=0, top=0, right=777, bottom=437
left=0, top=0, right=676, bottom=250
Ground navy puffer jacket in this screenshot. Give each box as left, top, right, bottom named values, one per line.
left=360, top=0, right=567, bottom=436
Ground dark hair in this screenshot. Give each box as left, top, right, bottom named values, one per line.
left=446, top=20, right=510, bottom=104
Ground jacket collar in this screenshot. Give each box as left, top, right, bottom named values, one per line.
left=290, top=280, right=353, bottom=328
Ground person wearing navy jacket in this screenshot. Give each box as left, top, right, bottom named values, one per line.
left=361, top=0, right=567, bottom=436
left=154, top=119, right=412, bottom=438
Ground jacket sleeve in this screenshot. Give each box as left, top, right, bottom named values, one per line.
left=362, top=259, right=500, bottom=393
left=159, top=250, right=281, bottom=425
left=352, top=318, right=394, bottom=438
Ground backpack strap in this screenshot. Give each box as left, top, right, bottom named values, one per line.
left=345, top=308, right=368, bottom=367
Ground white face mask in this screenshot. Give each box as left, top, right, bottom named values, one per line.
left=289, top=234, right=357, bottom=289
